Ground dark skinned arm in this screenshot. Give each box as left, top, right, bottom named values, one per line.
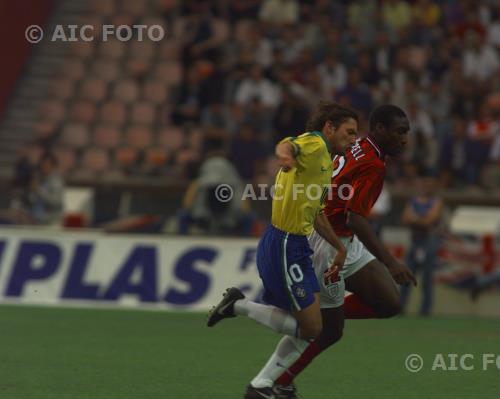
left=347, top=210, right=417, bottom=286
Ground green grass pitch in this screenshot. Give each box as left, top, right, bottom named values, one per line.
left=1, top=305, right=500, bottom=399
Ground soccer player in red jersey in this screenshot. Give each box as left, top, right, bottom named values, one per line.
left=272, top=104, right=417, bottom=398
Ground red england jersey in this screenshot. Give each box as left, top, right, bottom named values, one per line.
left=325, top=137, right=386, bottom=236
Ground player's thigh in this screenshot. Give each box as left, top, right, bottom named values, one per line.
left=292, top=293, right=322, bottom=340
left=345, top=259, right=401, bottom=315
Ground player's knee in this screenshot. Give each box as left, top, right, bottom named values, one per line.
left=376, top=298, right=402, bottom=318
left=300, top=321, right=323, bottom=340
left=322, top=326, right=343, bottom=348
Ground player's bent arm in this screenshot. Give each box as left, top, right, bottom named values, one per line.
left=347, top=210, right=417, bottom=286
left=314, top=212, right=347, bottom=268
left=275, top=141, right=298, bottom=171
left=347, top=210, right=399, bottom=268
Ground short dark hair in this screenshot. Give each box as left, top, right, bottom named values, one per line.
left=369, top=104, right=407, bottom=131
left=306, top=101, right=358, bottom=132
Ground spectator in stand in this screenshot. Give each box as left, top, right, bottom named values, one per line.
left=438, top=116, right=468, bottom=188
left=462, top=30, right=500, bottom=82
left=273, top=89, right=309, bottom=142
left=466, top=104, right=499, bottom=186
left=235, top=65, right=280, bottom=109
left=177, top=150, right=255, bottom=236
left=413, top=0, right=441, bottom=28
left=230, top=124, right=268, bottom=181
left=25, top=153, right=64, bottom=225
left=258, top=0, right=299, bottom=25
left=400, top=172, right=444, bottom=316
left=382, top=0, right=413, bottom=36
left=336, top=67, right=373, bottom=119
left=316, top=51, right=347, bottom=96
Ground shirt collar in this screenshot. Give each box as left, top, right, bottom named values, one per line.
left=311, top=130, right=333, bottom=154
left=366, top=135, right=384, bottom=159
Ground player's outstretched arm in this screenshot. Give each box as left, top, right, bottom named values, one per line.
left=314, top=212, right=347, bottom=273
left=275, top=141, right=297, bottom=172
left=347, top=211, right=417, bottom=286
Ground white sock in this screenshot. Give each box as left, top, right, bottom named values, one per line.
left=250, top=335, right=309, bottom=388
left=234, top=299, right=298, bottom=337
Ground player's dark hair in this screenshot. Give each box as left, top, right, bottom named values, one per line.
left=369, top=104, right=407, bottom=131
left=306, top=101, right=358, bottom=132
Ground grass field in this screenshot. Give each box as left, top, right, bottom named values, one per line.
left=1, top=305, right=500, bottom=399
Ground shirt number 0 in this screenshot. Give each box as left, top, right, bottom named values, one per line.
left=289, top=264, right=304, bottom=283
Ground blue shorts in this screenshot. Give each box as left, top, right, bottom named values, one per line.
left=256, top=225, right=319, bottom=311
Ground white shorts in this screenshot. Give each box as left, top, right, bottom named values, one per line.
left=308, top=230, right=376, bottom=309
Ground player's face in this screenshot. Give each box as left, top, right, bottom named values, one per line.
left=330, top=118, right=358, bottom=155
left=384, top=116, right=409, bottom=156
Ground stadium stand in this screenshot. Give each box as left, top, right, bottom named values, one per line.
left=0, top=0, right=498, bottom=227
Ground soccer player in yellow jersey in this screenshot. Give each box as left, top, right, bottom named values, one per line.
left=207, top=102, right=358, bottom=398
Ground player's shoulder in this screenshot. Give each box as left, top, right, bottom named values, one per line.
left=293, top=131, right=327, bottom=153
left=349, top=138, right=384, bottom=164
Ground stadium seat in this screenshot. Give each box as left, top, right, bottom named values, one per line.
left=143, top=80, right=167, bottom=104
left=99, top=101, right=127, bottom=126
left=158, top=126, right=184, bottom=151
left=112, top=79, right=139, bottom=104
left=39, top=100, right=66, bottom=122
left=93, top=125, right=121, bottom=149
left=156, top=0, right=179, bottom=13
left=176, top=148, right=199, bottom=165
left=91, top=0, right=116, bottom=16
left=98, top=39, right=126, bottom=60
left=81, top=148, right=110, bottom=174
left=125, top=59, right=150, bottom=80
left=49, top=78, right=75, bottom=100
left=70, top=41, right=95, bottom=59
left=91, top=60, right=121, bottom=82
left=114, top=146, right=139, bottom=173
left=126, top=126, right=153, bottom=149
left=131, top=102, right=156, bottom=126
left=69, top=100, right=97, bottom=124
left=53, top=146, right=77, bottom=175
left=129, top=41, right=155, bottom=59
left=154, top=61, right=182, bottom=86
left=122, top=0, right=147, bottom=16
left=33, top=120, right=57, bottom=142
left=159, top=39, right=180, bottom=61
left=59, top=58, right=86, bottom=80
left=109, top=14, right=135, bottom=28
left=80, top=78, right=108, bottom=102
left=61, top=123, right=90, bottom=148
left=144, top=147, right=169, bottom=169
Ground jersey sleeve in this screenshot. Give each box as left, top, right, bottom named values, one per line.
left=281, top=134, right=323, bottom=170
left=345, top=162, right=385, bottom=217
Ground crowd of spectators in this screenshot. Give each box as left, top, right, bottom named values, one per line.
left=168, top=0, right=500, bottom=190
left=20, top=0, right=500, bottom=193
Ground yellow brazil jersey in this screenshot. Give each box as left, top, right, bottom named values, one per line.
left=272, top=131, right=333, bottom=235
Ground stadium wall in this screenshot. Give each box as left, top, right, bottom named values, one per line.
left=0, top=227, right=498, bottom=317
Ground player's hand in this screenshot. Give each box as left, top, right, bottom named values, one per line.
left=278, top=152, right=296, bottom=172
left=332, top=248, right=347, bottom=270
left=387, top=261, right=417, bottom=286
